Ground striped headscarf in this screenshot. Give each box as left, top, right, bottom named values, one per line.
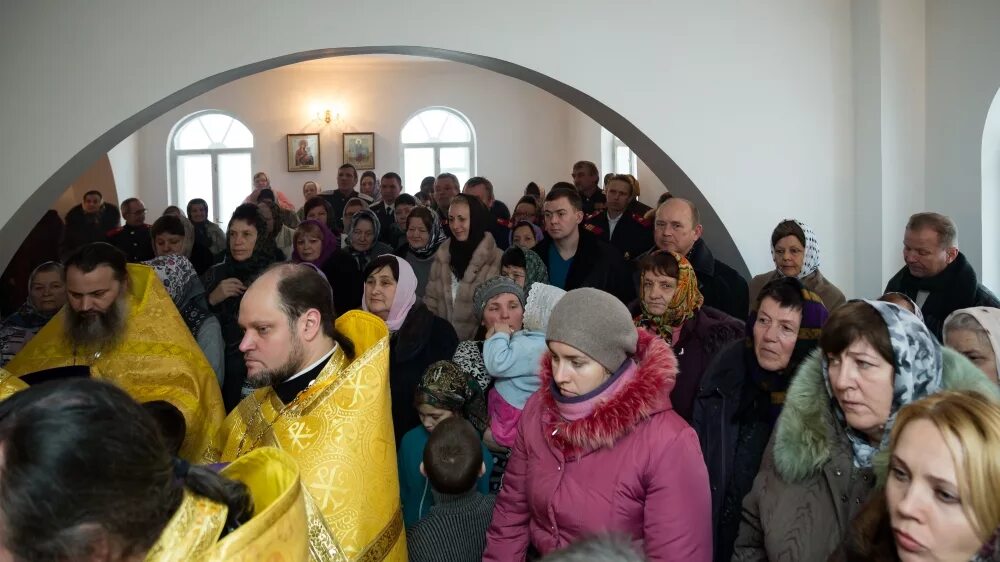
left=635, top=251, right=704, bottom=341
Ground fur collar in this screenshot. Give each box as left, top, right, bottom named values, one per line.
left=773, top=347, right=1000, bottom=483
left=432, top=234, right=499, bottom=279
left=539, top=329, right=678, bottom=454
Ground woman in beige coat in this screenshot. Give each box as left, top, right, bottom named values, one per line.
left=748, top=219, right=846, bottom=313
left=425, top=194, right=502, bottom=339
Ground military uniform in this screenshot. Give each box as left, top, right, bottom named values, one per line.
left=107, top=223, right=155, bottom=262
left=583, top=210, right=654, bottom=262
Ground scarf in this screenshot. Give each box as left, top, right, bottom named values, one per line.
left=775, top=219, right=821, bottom=279
left=145, top=255, right=212, bottom=334
left=508, top=221, right=544, bottom=246
left=418, top=360, right=489, bottom=435
left=744, top=280, right=829, bottom=423
left=502, top=246, right=549, bottom=294
left=823, top=300, right=943, bottom=468
left=192, top=221, right=210, bottom=250
left=362, top=255, right=418, bottom=332
left=635, top=251, right=704, bottom=341
left=448, top=196, right=492, bottom=280
left=212, top=212, right=279, bottom=286
left=945, top=306, right=1000, bottom=378
left=291, top=219, right=338, bottom=266
left=346, top=210, right=382, bottom=271
left=408, top=210, right=447, bottom=260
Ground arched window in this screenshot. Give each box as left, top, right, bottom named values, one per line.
left=400, top=107, right=476, bottom=192
left=169, top=111, right=253, bottom=224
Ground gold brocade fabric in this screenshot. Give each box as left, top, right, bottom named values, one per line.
left=146, top=447, right=311, bottom=562
left=219, top=310, right=407, bottom=561
left=3, top=264, right=225, bottom=462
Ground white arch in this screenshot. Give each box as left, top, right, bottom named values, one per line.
left=981, top=89, right=1000, bottom=290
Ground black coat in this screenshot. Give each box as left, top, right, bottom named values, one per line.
left=691, top=340, right=772, bottom=562
left=389, top=302, right=459, bottom=445
left=884, top=251, right=1000, bottom=341
left=532, top=227, right=634, bottom=303
left=370, top=200, right=396, bottom=244
left=321, top=250, right=366, bottom=315
left=60, top=203, right=120, bottom=259
left=107, top=224, right=155, bottom=263
left=685, top=238, right=749, bottom=321
left=583, top=211, right=654, bottom=262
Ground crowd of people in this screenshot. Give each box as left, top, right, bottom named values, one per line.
left=1, top=159, right=1000, bottom=561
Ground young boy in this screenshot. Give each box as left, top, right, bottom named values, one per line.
left=406, top=417, right=495, bottom=562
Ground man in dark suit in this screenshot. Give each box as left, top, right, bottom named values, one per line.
left=571, top=160, right=606, bottom=214
left=583, top=174, right=653, bottom=261
left=532, top=187, right=633, bottom=304
left=371, top=172, right=402, bottom=244
left=636, top=197, right=748, bottom=319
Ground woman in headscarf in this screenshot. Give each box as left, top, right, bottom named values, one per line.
left=150, top=214, right=215, bottom=275
left=145, top=254, right=224, bottom=385
left=257, top=199, right=294, bottom=260
left=186, top=198, right=227, bottom=257
left=634, top=250, right=744, bottom=422
left=395, top=206, right=446, bottom=299
left=732, top=299, right=998, bottom=562
left=301, top=196, right=338, bottom=234
left=323, top=209, right=394, bottom=314
left=291, top=219, right=338, bottom=269
left=944, top=307, right=1000, bottom=384
left=692, top=276, right=828, bottom=562
left=362, top=255, right=459, bottom=444
left=748, top=219, right=846, bottom=313
left=509, top=220, right=544, bottom=250
left=0, top=262, right=65, bottom=367
left=397, top=360, right=492, bottom=527
left=832, top=390, right=1000, bottom=562
left=202, top=203, right=280, bottom=410
left=425, top=194, right=503, bottom=339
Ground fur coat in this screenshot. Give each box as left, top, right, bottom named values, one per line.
left=424, top=234, right=502, bottom=340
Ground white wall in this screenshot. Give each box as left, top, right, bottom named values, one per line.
left=133, top=57, right=577, bottom=214
left=7, top=1, right=1000, bottom=297
left=0, top=0, right=860, bottom=289
left=108, top=133, right=139, bottom=204
left=925, top=0, right=1000, bottom=289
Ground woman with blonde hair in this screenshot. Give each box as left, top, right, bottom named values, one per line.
left=834, top=390, right=1000, bottom=561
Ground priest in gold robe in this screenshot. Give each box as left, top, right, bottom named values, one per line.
left=2, top=242, right=224, bottom=462
left=218, top=263, right=406, bottom=561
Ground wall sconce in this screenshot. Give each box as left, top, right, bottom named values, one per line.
left=311, top=103, right=343, bottom=126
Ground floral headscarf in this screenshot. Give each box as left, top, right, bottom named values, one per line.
left=145, top=255, right=213, bottom=335
left=502, top=246, right=548, bottom=294
left=635, top=251, right=704, bottom=341
left=418, top=360, right=489, bottom=435
left=823, top=299, right=943, bottom=468
left=774, top=219, right=821, bottom=279
left=407, top=208, right=447, bottom=260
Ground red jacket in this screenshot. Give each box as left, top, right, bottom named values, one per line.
left=484, top=329, right=713, bottom=561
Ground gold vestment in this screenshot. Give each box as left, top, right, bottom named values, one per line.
left=146, top=447, right=311, bottom=561
left=3, top=263, right=225, bottom=462
left=219, top=310, right=405, bottom=561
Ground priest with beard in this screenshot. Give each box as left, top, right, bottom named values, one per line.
left=218, top=262, right=407, bottom=561
left=0, top=243, right=225, bottom=462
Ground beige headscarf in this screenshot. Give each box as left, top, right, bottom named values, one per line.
left=944, top=307, right=1000, bottom=378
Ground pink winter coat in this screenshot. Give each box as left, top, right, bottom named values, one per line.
left=484, top=329, right=713, bottom=561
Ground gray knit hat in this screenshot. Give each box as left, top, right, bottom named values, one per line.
left=473, top=276, right=526, bottom=321
left=546, top=288, right=637, bottom=372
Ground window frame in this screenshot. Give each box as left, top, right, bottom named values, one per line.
left=399, top=106, right=477, bottom=191
left=168, top=110, right=254, bottom=223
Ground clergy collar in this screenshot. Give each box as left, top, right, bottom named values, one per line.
left=273, top=346, right=336, bottom=404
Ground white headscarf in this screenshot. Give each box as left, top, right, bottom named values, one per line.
left=944, top=307, right=1000, bottom=378
left=774, top=219, right=820, bottom=279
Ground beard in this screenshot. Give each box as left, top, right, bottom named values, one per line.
left=64, top=293, right=129, bottom=351
left=245, top=335, right=306, bottom=389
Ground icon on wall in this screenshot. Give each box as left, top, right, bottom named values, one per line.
left=287, top=133, right=320, bottom=172
left=343, top=132, right=375, bottom=170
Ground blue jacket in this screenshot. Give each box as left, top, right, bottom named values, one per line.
left=483, top=330, right=546, bottom=409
